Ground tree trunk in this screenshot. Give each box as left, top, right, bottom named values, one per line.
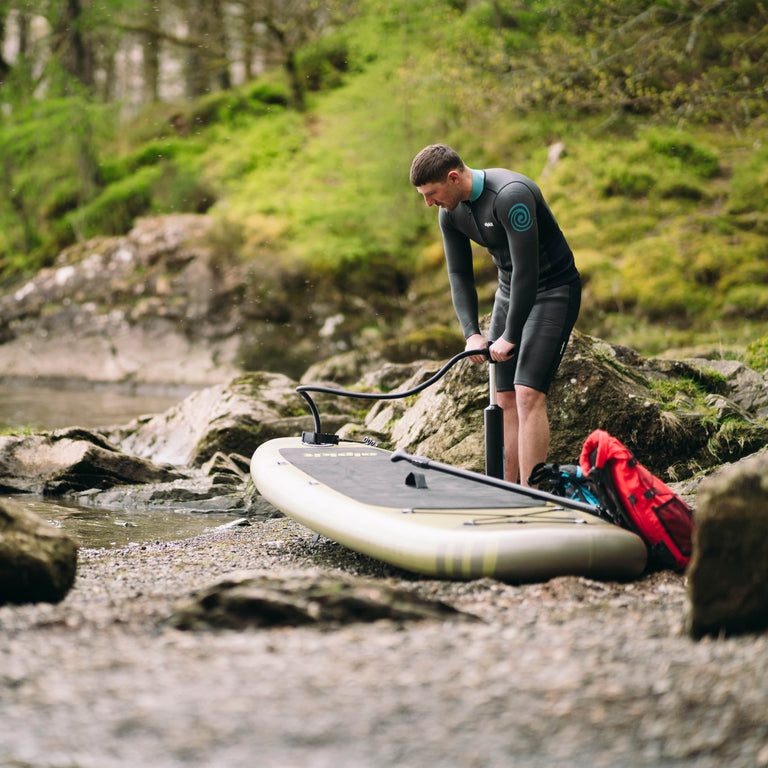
left=141, top=0, right=162, bottom=102
left=240, top=1, right=258, bottom=80
left=209, top=0, right=232, bottom=91
left=0, top=5, right=10, bottom=79
left=56, top=0, right=96, bottom=92
left=184, top=0, right=210, bottom=98
left=284, top=48, right=305, bottom=111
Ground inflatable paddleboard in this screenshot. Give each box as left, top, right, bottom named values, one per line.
left=251, top=437, right=647, bottom=581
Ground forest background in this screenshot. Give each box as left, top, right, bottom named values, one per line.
left=1, top=0, right=768, bottom=371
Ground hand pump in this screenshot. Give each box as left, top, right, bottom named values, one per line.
left=484, top=360, right=504, bottom=479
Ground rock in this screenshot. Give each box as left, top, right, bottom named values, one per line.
left=364, top=358, right=489, bottom=468
left=75, top=472, right=249, bottom=514
left=685, top=358, right=768, bottom=416
left=0, top=214, right=413, bottom=385
left=687, top=448, right=768, bottom=638
left=1, top=332, right=765, bottom=518
left=75, top=465, right=282, bottom=518
left=358, top=330, right=768, bottom=479
left=0, top=501, right=78, bottom=605
left=0, top=427, right=181, bottom=494
left=0, top=215, right=243, bottom=387
left=301, top=349, right=388, bottom=386
left=70, top=446, right=281, bottom=517
left=167, top=570, right=477, bottom=630
left=200, top=451, right=250, bottom=480
left=105, top=372, right=355, bottom=467
left=550, top=333, right=721, bottom=478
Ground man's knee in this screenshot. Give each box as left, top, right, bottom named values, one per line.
left=514, top=385, right=546, bottom=414
left=497, top=389, right=516, bottom=409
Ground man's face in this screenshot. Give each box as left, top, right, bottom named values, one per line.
left=416, top=171, right=463, bottom=211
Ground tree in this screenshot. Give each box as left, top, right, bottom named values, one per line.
left=140, top=0, right=161, bottom=102
left=241, top=0, right=357, bottom=111
left=51, top=0, right=96, bottom=93
left=0, top=2, right=11, bottom=80
left=0, top=2, right=36, bottom=101
left=123, top=0, right=233, bottom=99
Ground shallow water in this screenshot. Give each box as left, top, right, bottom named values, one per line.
left=0, top=382, right=242, bottom=547
left=3, top=495, right=240, bottom=549
left=0, top=382, right=187, bottom=432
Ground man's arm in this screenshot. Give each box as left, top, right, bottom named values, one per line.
left=496, top=184, right=540, bottom=345
left=440, top=211, right=481, bottom=340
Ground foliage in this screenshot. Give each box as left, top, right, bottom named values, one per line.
left=296, top=33, right=356, bottom=92
left=727, top=144, right=768, bottom=217
left=0, top=97, right=111, bottom=275
left=744, top=335, right=768, bottom=373
left=488, top=0, right=768, bottom=126
left=64, top=165, right=159, bottom=240
left=2, top=0, right=768, bottom=357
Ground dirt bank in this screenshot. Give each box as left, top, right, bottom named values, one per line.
left=1, top=517, right=766, bottom=768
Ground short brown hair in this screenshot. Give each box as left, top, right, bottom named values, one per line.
left=409, top=144, right=465, bottom=186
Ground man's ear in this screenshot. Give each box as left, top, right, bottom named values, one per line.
left=447, top=169, right=461, bottom=184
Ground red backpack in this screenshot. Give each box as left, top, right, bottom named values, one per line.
left=579, top=429, right=694, bottom=571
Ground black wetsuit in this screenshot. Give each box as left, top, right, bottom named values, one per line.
left=439, top=168, right=581, bottom=393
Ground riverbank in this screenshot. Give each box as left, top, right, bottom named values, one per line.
left=2, top=517, right=767, bottom=768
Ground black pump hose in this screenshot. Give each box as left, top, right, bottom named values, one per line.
left=297, top=347, right=490, bottom=435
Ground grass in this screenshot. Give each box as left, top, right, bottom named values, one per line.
left=3, top=0, right=768, bottom=363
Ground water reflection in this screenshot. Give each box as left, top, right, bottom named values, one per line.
left=0, top=381, right=187, bottom=431
left=3, top=495, right=241, bottom=549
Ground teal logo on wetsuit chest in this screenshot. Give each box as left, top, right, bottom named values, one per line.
left=509, top=203, right=533, bottom=232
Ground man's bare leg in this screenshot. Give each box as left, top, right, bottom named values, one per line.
left=497, top=389, right=519, bottom=483
left=514, top=385, right=549, bottom=486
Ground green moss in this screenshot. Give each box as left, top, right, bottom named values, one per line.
left=706, top=418, right=768, bottom=464
left=0, top=426, right=36, bottom=436
left=645, top=128, right=720, bottom=179
left=64, top=166, right=159, bottom=238
left=744, top=335, right=768, bottom=372
left=647, top=378, right=711, bottom=414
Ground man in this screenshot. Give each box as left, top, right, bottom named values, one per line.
left=410, top=144, right=580, bottom=485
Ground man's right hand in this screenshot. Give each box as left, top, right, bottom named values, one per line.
left=465, top=334, right=489, bottom=363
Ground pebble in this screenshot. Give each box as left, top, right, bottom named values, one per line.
left=1, top=517, right=766, bottom=768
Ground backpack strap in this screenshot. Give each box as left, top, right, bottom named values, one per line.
left=527, top=462, right=570, bottom=496
left=527, top=462, right=557, bottom=488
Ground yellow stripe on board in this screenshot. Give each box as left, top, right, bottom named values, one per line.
left=436, top=538, right=499, bottom=579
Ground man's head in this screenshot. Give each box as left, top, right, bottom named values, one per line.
left=410, top=144, right=471, bottom=211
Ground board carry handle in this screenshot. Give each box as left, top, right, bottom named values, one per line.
left=390, top=448, right=603, bottom=515
left=297, top=347, right=490, bottom=438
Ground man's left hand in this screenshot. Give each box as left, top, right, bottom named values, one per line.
left=489, top=337, right=516, bottom=362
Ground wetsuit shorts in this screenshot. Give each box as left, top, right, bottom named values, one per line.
left=489, top=278, right=581, bottom=394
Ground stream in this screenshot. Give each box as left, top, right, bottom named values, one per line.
left=0, top=380, right=190, bottom=431
left=0, top=382, right=242, bottom=547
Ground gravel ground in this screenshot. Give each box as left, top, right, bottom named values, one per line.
left=2, top=516, right=768, bottom=768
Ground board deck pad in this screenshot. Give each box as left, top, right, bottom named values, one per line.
left=252, top=437, right=648, bottom=581
left=280, top=445, right=541, bottom=510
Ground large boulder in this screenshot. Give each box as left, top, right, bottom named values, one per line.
left=106, top=372, right=354, bottom=467
left=0, top=215, right=243, bottom=387
left=0, top=427, right=181, bottom=495
left=684, top=358, right=768, bottom=417
left=353, top=330, right=768, bottom=480
left=0, top=501, right=78, bottom=605
left=687, top=449, right=768, bottom=638
left=0, top=214, right=415, bottom=385
left=361, top=357, right=491, bottom=470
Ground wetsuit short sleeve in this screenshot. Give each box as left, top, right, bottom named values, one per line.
left=495, top=183, right=540, bottom=345
left=439, top=208, right=481, bottom=339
